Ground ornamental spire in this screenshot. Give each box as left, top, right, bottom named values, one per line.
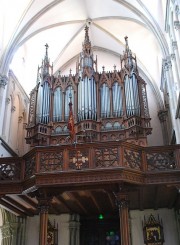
left=120, top=36, right=137, bottom=74
left=83, top=25, right=92, bottom=55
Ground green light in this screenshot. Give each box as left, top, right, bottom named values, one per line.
left=110, top=231, right=115, bottom=236
left=98, top=214, right=104, bottom=220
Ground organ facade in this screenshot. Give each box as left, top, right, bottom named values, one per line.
left=26, top=26, right=152, bottom=147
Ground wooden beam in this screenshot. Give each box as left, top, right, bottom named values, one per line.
left=68, top=192, right=88, bottom=214
left=106, top=191, right=116, bottom=210
left=56, top=195, right=72, bottom=212
left=19, top=194, right=38, bottom=209
left=0, top=198, right=26, bottom=217
left=3, top=196, right=35, bottom=216
left=87, top=191, right=101, bottom=212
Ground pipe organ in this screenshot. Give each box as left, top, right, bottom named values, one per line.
left=26, top=26, right=152, bottom=147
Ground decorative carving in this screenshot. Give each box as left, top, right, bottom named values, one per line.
left=95, top=147, right=118, bottom=168
left=0, top=74, right=8, bottom=88
left=40, top=152, right=63, bottom=172
left=29, top=90, right=36, bottom=125
left=11, top=106, right=16, bottom=112
left=6, top=97, right=10, bottom=104
left=158, top=110, right=168, bottom=123
left=141, top=83, right=149, bottom=118
left=172, top=40, right=177, bottom=50
left=146, top=151, right=176, bottom=170
left=0, top=159, right=21, bottom=181
left=175, top=5, right=179, bottom=15
left=18, top=116, right=23, bottom=123
left=162, top=58, right=172, bottom=71
left=174, top=20, right=180, bottom=30
left=69, top=149, right=89, bottom=170
left=24, top=154, right=36, bottom=179
left=124, top=148, right=141, bottom=170
left=171, top=53, right=176, bottom=60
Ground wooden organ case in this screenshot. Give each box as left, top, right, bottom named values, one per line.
left=26, top=26, right=152, bottom=147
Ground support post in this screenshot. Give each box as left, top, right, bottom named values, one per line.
left=115, top=192, right=130, bottom=245
left=34, top=190, right=53, bottom=245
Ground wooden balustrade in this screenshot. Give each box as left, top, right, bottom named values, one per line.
left=0, top=143, right=180, bottom=183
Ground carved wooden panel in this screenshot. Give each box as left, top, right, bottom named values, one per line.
left=124, top=148, right=141, bottom=170
left=0, top=159, right=21, bottom=181
left=25, top=154, right=36, bottom=178
left=69, top=149, right=89, bottom=170
left=146, top=151, right=176, bottom=171
left=40, top=152, right=63, bottom=172
left=94, top=147, right=118, bottom=168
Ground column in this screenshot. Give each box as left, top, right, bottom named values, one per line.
left=158, top=109, right=169, bottom=144
left=39, top=205, right=49, bottom=245
left=163, top=57, right=180, bottom=143
left=0, top=74, right=8, bottom=135
left=69, top=214, right=80, bottom=245
left=0, top=75, right=8, bottom=110
left=36, top=191, right=53, bottom=245
left=115, top=192, right=130, bottom=245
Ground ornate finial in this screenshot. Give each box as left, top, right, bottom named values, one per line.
left=84, top=25, right=90, bottom=43
left=102, top=66, right=105, bottom=72
left=69, top=68, right=72, bottom=74
left=113, top=64, right=116, bottom=71
left=124, top=36, right=129, bottom=50
left=45, top=43, right=49, bottom=56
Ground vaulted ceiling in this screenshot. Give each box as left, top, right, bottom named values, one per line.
left=0, top=0, right=167, bottom=95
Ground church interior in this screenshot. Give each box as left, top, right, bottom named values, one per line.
left=0, top=0, right=180, bottom=244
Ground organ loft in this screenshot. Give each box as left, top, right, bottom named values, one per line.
left=26, top=26, right=152, bottom=147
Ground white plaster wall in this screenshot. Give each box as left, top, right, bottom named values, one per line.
left=49, top=214, right=71, bottom=245
left=26, top=215, right=40, bottom=245
left=1, top=71, right=30, bottom=156
left=0, top=145, right=12, bottom=157
left=130, top=209, right=179, bottom=245
left=146, top=84, right=164, bottom=146
left=25, top=214, right=71, bottom=245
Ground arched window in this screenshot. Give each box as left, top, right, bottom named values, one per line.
left=36, top=81, right=51, bottom=124
left=124, top=74, right=140, bottom=117
left=54, top=126, right=62, bottom=134
left=112, top=82, right=123, bottom=117
left=53, top=87, right=62, bottom=122
left=100, top=83, right=110, bottom=118
left=105, top=122, right=112, bottom=130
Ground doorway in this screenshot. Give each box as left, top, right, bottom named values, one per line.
left=80, top=215, right=120, bottom=245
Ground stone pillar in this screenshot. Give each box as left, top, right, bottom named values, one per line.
left=171, top=41, right=180, bottom=95
left=0, top=74, right=8, bottom=106
left=115, top=192, right=130, bottom=245
left=158, top=109, right=169, bottom=144
left=69, top=214, right=80, bottom=245
left=162, top=57, right=180, bottom=143
left=0, top=74, right=8, bottom=134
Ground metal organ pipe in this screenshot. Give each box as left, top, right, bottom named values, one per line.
left=113, top=82, right=123, bottom=117
left=124, top=74, right=140, bottom=117
left=101, top=83, right=110, bottom=118
left=78, top=76, right=97, bottom=121
left=53, top=87, right=62, bottom=122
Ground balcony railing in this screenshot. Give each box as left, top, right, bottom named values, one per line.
left=0, top=142, right=180, bottom=182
